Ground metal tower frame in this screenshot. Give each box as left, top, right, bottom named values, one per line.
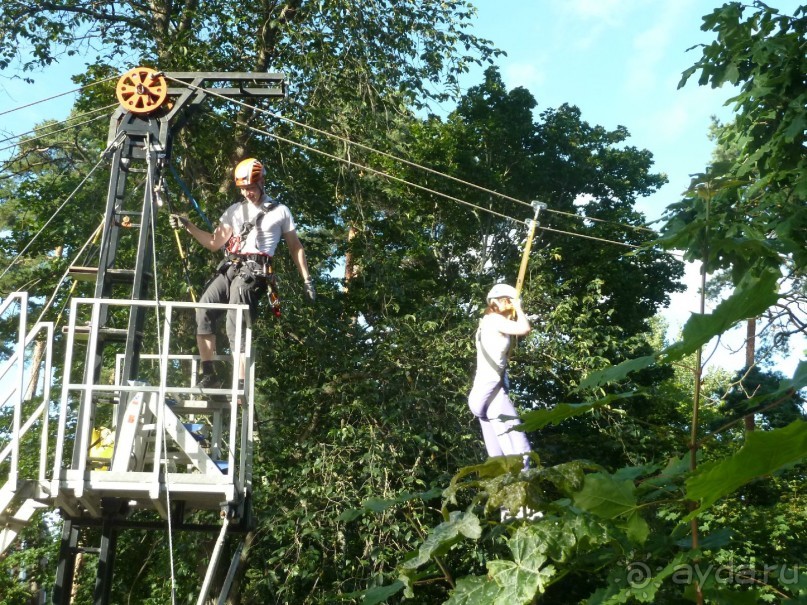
left=50, top=69, right=286, bottom=605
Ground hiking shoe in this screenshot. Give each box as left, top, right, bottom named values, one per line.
left=196, top=373, right=222, bottom=389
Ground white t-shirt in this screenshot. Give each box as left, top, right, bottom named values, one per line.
left=220, top=194, right=295, bottom=256
left=474, top=314, right=513, bottom=382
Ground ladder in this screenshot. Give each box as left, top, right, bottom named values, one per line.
left=4, top=68, right=287, bottom=604
left=0, top=292, right=257, bottom=602
left=0, top=292, right=55, bottom=559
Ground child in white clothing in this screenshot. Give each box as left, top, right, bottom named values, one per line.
left=467, top=283, right=532, bottom=465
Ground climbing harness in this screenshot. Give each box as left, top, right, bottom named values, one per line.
left=222, top=199, right=283, bottom=316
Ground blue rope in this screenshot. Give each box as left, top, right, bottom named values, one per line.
left=167, top=164, right=214, bottom=231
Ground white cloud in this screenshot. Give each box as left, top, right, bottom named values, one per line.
left=623, top=0, right=695, bottom=96
left=563, top=0, right=632, bottom=24
left=502, top=61, right=546, bottom=90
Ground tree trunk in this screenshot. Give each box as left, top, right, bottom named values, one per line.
left=344, top=224, right=358, bottom=290
left=24, top=339, right=46, bottom=401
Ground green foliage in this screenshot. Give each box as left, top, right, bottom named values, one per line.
left=2, top=2, right=805, bottom=604
left=679, top=2, right=807, bottom=199
left=345, top=5, right=807, bottom=603
left=685, top=419, right=807, bottom=519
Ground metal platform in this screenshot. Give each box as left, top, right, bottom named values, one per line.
left=1, top=293, right=256, bottom=542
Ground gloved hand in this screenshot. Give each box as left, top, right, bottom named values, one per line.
left=169, top=214, right=189, bottom=230
left=303, top=277, right=316, bottom=303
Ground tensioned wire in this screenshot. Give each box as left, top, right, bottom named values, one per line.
left=0, top=105, right=118, bottom=152
left=27, top=175, right=148, bottom=319
left=0, top=75, right=119, bottom=118
left=146, top=142, right=178, bottom=605
left=162, top=74, right=656, bottom=236
left=3, top=73, right=658, bottom=242
left=238, top=119, right=648, bottom=252
left=0, top=154, right=108, bottom=282
left=1, top=74, right=671, bottom=259
left=238, top=120, right=529, bottom=226
left=32, top=220, right=104, bottom=325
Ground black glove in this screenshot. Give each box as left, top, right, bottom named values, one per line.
left=303, top=277, right=316, bottom=303
left=169, top=214, right=189, bottom=230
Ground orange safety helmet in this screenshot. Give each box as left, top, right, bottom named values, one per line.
left=234, top=158, right=265, bottom=187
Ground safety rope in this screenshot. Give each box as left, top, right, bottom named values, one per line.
left=147, top=143, right=177, bottom=605
left=163, top=75, right=655, bottom=236
left=167, top=164, right=214, bottom=230
left=0, top=153, right=107, bottom=282
left=154, top=175, right=198, bottom=301
left=33, top=219, right=104, bottom=326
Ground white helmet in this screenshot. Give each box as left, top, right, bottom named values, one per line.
left=486, top=283, right=518, bottom=303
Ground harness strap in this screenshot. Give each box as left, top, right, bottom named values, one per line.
left=227, top=198, right=280, bottom=254
left=476, top=322, right=511, bottom=377
left=227, top=253, right=273, bottom=266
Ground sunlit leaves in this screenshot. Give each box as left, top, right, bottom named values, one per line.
left=573, top=473, right=649, bottom=544
left=685, top=419, right=807, bottom=518
left=400, top=510, right=482, bottom=571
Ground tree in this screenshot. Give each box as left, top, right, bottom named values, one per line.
left=366, top=4, right=807, bottom=604
left=7, top=3, right=800, bottom=605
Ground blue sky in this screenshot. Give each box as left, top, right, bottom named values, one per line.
left=1, top=0, right=803, bottom=375
left=465, top=0, right=744, bottom=221
left=462, top=0, right=804, bottom=375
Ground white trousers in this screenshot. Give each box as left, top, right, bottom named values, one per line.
left=467, top=376, right=531, bottom=458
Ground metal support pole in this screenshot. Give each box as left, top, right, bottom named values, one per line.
left=93, top=518, right=118, bottom=605
left=216, top=540, right=245, bottom=605
left=52, top=521, right=79, bottom=605
left=197, top=515, right=231, bottom=605
left=515, top=201, right=547, bottom=295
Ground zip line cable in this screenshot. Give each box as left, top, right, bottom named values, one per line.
left=8, top=73, right=659, bottom=248
left=7, top=73, right=636, bottom=238
left=540, top=225, right=644, bottom=250
left=1, top=73, right=675, bottom=279
left=164, top=75, right=655, bottom=235
left=0, top=75, right=118, bottom=118
left=0, top=154, right=107, bottom=282
left=239, top=119, right=673, bottom=255
left=0, top=111, right=114, bottom=153
left=7, top=74, right=657, bottom=247
left=545, top=206, right=656, bottom=232
left=237, top=120, right=529, bottom=226
left=0, top=103, right=118, bottom=147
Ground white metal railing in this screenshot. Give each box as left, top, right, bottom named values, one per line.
left=52, top=296, right=255, bottom=511
left=0, top=292, right=56, bottom=487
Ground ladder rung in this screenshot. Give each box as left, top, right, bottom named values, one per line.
left=62, top=326, right=134, bottom=343
left=168, top=399, right=231, bottom=412
left=67, top=267, right=150, bottom=283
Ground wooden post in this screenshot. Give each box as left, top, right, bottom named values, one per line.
left=515, top=201, right=546, bottom=295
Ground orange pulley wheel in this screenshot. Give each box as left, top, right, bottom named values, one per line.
left=116, top=67, right=168, bottom=114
